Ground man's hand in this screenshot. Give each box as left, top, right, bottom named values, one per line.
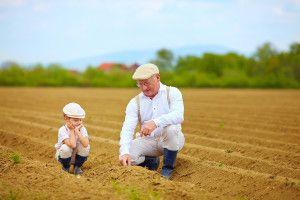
left=120, top=154, right=131, bottom=166
left=140, top=120, right=157, bottom=136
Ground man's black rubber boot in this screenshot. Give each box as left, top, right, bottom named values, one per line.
left=161, top=148, right=178, bottom=179
left=138, top=156, right=160, bottom=171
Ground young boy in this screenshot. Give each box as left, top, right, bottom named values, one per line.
left=55, top=102, right=90, bottom=175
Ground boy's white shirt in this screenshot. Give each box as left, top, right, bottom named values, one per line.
left=119, top=82, right=184, bottom=157
left=55, top=125, right=89, bottom=150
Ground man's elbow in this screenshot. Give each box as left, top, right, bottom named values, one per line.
left=177, top=114, right=184, bottom=124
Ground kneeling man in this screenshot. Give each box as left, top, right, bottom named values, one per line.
left=119, top=63, right=185, bottom=179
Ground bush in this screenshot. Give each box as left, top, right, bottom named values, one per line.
left=1, top=42, right=300, bottom=88
left=10, top=152, right=21, bottom=164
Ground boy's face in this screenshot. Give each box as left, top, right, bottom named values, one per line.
left=64, top=115, right=83, bottom=127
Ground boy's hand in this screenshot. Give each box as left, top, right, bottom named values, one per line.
left=74, top=124, right=83, bottom=136
left=66, top=120, right=75, bottom=130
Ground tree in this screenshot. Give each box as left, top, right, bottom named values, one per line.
left=253, top=42, right=278, bottom=62
left=290, top=42, right=300, bottom=55
left=151, top=48, right=174, bottom=71
left=288, top=43, right=300, bottom=81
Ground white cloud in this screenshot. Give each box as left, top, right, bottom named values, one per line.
left=0, top=0, right=26, bottom=7
left=0, top=0, right=299, bottom=63
left=32, top=1, right=53, bottom=12
left=133, top=0, right=170, bottom=17
left=289, top=0, right=300, bottom=7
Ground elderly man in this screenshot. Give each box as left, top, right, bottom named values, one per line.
left=119, top=63, right=185, bottom=179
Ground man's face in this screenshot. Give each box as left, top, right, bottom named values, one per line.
left=136, top=74, right=160, bottom=98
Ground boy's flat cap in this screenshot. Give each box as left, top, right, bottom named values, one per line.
left=63, top=102, right=85, bottom=119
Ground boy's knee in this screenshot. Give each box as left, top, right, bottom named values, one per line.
left=59, top=144, right=72, bottom=158
left=77, top=144, right=90, bottom=157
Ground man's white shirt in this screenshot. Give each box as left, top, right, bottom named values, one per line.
left=119, top=82, right=184, bottom=156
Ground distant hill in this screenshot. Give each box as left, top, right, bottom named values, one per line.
left=62, top=44, right=233, bottom=71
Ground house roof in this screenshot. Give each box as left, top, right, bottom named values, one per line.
left=98, top=62, right=137, bottom=72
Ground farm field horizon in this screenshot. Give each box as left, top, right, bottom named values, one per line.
left=0, top=87, right=299, bottom=199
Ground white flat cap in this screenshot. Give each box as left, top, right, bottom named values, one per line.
left=132, top=63, right=159, bottom=80
left=63, top=102, right=85, bottom=119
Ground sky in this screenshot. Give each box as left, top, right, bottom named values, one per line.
left=0, top=0, right=299, bottom=64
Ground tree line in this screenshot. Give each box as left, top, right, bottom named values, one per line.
left=1, top=42, right=299, bottom=88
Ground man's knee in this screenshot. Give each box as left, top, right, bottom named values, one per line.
left=129, top=154, right=142, bottom=166
left=129, top=152, right=143, bottom=166
left=165, top=125, right=180, bottom=136
left=129, top=139, right=145, bottom=165
left=59, top=144, right=72, bottom=158
left=77, top=144, right=90, bottom=157
left=163, top=125, right=184, bottom=151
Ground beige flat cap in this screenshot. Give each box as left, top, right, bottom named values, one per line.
left=63, top=102, right=86, bottom=119
left=132, top=63, right=159, bottom=80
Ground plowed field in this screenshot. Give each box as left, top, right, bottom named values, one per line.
left=0, top=88, right=299, bottom=199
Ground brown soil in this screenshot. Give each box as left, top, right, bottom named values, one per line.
left=0, top=88, right=299, bottom=200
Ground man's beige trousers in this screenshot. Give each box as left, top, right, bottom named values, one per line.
left=129, top=125, right=185, bottom=165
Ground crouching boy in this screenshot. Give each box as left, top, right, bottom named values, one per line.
left=55, top=102, right=90, bottom=175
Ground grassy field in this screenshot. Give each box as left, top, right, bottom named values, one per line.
left=0, top=88, right=299, bottom=199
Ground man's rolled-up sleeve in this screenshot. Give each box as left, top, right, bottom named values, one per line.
left=153, top=87, right=184, bottom=128
left=119, top=98, right=138, bottom=157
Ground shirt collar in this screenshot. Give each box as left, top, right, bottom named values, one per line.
left=64, top=125, right=70, bottom=132
left=159, top=82, right=166, bottom=92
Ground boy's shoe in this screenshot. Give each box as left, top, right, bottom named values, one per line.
left=74, top=166, right=83, bottom=175
left=75, top=155, right=87, bottom=168
left=62, top=166, right=70, bottom=173
left=59, top=157, right=71, bottom=173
